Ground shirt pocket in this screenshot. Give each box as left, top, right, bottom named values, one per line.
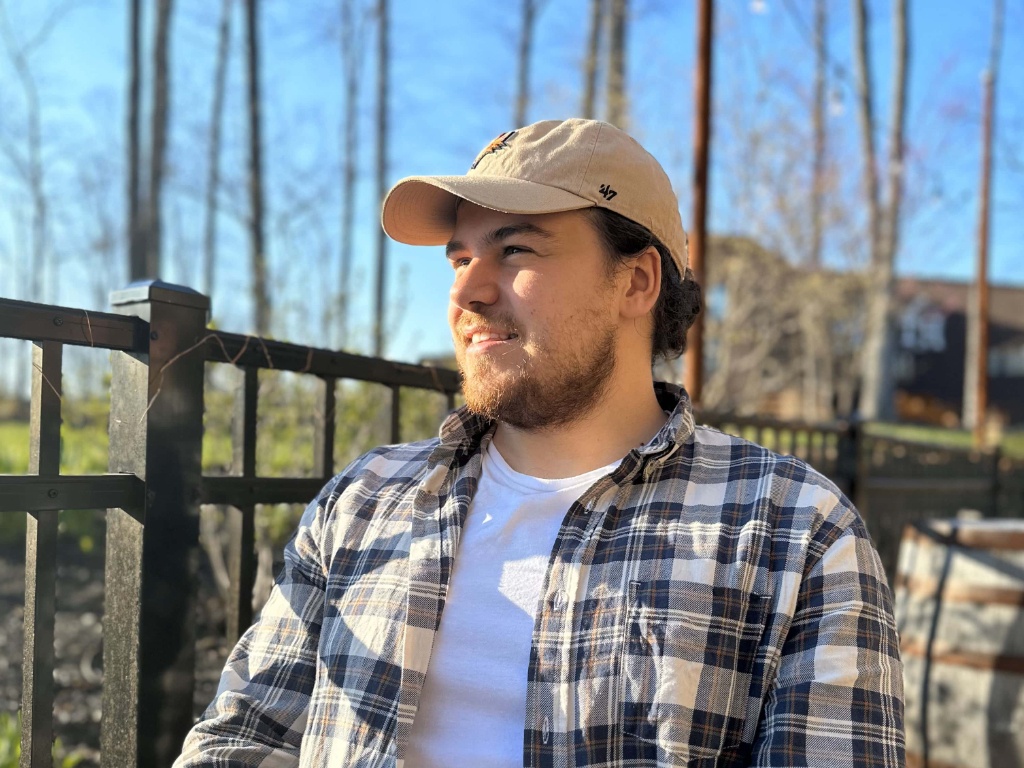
left=621, top=580, right=768, bottom=764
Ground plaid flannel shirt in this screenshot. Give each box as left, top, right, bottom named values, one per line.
left=176, top=383, right=904, bottom=767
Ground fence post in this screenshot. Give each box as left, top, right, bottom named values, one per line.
left=836, top=417, right=865, bottom=514
left=990, top=445, right=1003, bottom=517
left=103, top=281, right=209, bottom=768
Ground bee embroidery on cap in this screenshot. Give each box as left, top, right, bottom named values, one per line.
left=470, top=130, right=517, bottom=169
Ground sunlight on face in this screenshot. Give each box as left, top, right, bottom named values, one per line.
left=447, top=204, right=621, bottom=430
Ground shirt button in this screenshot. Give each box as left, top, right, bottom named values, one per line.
left=553, top=590, right=567, bottom=610
left=542, top=715, right=550, bottom=744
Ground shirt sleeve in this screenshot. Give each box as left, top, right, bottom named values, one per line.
left=750, top=519, right=906, bottom=767
left=174, top=491, right=330, bottom=768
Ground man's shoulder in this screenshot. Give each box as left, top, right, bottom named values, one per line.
left=689, top=423, right=862, bottom=542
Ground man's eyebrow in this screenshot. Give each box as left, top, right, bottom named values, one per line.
left=445, top=223, right=555, bottom=258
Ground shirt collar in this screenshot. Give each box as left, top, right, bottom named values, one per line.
left=436, top=381, right=695, bottom=457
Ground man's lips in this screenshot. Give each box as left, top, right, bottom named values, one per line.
left=461, top=327, right=520, bottom=353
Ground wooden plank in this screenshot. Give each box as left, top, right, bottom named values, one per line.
left=21, top=341, right=61, bottom=768
left=895, top=573, right=1024, bottom=606
left=227, top=368, right=258, bottom=643
left=0, top=474, right=144, bottom=513
left=201, top=477, right=327, bottom=506
left=314, top=376, right=336, bottom=479
left=0, top=297, right=145, bottom=351
left=901, top=636, right=1024, bottom=675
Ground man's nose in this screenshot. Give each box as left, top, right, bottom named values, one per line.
left=450, top=257, right=499, bottom=310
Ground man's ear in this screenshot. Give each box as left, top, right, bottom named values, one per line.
left=620, top=245, right=661, bottom=320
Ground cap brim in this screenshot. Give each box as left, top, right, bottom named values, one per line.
left=381, top=176, right=595, bottom=246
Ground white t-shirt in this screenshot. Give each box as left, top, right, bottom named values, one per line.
left=405, top=441, right=619, bottom=767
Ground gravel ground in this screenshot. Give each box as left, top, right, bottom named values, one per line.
left=1, top=544, right=233, bottom=766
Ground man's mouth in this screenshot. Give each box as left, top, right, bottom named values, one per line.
left=469, top=331, right=519, bottom=345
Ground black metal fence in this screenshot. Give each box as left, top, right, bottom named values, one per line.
left=0, top=282, right=460, bottom=767
left=1, top=282, right=1021, bottom=766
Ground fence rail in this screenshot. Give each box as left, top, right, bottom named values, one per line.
left=1, top=281, right=1021, bottom=766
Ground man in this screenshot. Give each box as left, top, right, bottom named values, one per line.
left=177, top=119, right=904, bottom=767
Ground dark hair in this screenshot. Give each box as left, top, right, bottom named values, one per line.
left=585, top=207, right=702, bottom=363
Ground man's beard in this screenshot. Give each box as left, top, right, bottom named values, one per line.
left=455, top=311, right=618, bottom=431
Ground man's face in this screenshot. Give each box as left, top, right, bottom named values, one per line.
left=446, top=203, right=622, bottom=430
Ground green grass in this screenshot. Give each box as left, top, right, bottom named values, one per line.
left=0, top=712, right=82, bottom=768
left=866, top=422, right=1024, bottom=458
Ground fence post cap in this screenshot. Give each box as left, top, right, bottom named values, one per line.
left=110, top=280, right=210, bottom=311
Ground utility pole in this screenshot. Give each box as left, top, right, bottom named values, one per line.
left=966, top=0, right=1003, bottom=448
left=684, top=0, right=713, bottom=404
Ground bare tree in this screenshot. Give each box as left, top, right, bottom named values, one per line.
left=245, top=0, right=271, bottom=334
left=373, top=0, right=389, bottom=357
left=127, top=0, right=144, bottom=281
left=145, top=0, right=174, bottom=280
left=581, top=0, right=605, bottom=119
left=605, top=0, right=627, bottom=128
left=338, top=0, right=364, bottom=348
left=810, top=0, right=827, bottom=271
left=799, top=0, right=830, bottom=420
left=853, top=0, right=910, bottom=421
left=0, top=0, right=68, bottom=302
left=514, top=0, right=537, bottom=127
left=203, top=0, right=233, bottom=301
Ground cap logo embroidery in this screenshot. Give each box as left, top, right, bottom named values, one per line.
left=470, top=130, right=517, bottom=170
left=599, top=183, right=617, bottom=201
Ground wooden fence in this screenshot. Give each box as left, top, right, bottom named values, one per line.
left=1, top=281, right=1021, bottom=765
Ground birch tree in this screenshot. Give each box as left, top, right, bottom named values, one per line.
left=853, top=0, right=909, bottom=421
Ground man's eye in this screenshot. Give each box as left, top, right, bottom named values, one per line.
left=451, top=257, right=471, bottom=269
left=504, top=245, right=527, bottom=256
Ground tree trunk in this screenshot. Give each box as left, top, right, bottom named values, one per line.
left=339, top=0, right=363, bottom=349
left=810, top=0, right=826, bottom=270
left=373, top=0, right=389, bottom=357
left=581, top=0, right=604, bottom=120
left=802, top=0, right=827, bottom=421
left=147, top=0, right=174, bottom=280
left=605, top=0, right=627, bottom=128
left=127, top=0, right=144, bottom=281
left=853, top=0, right=908, bottom=422
left=204, top=0, right=233, bottom=301
left=514, top=0, right=536, bottom=127
left=245, top=0, right=271, bottom=334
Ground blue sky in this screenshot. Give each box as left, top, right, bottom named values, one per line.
left=1, top=0, right=1021, bottom=365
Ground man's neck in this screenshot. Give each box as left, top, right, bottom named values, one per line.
left=491, top=378, right=668, bottom=479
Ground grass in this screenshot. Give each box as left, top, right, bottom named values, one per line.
left=866, top=422, right=1024, bottom=458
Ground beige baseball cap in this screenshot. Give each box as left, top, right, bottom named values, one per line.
left=381, top=118, right=688, bottom=275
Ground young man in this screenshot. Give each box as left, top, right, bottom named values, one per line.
left=177, top=119, right=904, bottom=767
